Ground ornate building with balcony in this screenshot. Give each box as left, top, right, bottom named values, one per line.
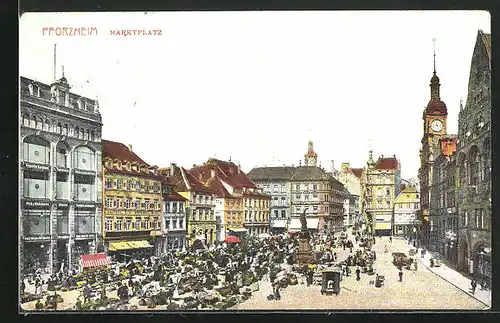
left=20, top=74, right=103, bottom=276
left=455, top=30, right=491, bottom=283
left=361, top=151, right=402, bottom=236
left=247, top=167, right=296, bottom=235
left=102, top=140, right=163, bottom=257
left=163, top=164, right=216, bottom=247
left=190, top=158, right=270, bottom=238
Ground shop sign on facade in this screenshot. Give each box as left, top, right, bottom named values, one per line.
left=23, top=235, right=51, bottom=241
left=75, top=203, right=96, bottom=209
left=23, top=162, right=50, bottom=172
left=24, top=200, right=50, bottom=207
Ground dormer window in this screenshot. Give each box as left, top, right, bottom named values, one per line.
left=28, top=84, right=34, bottom=95
left=77, top=99, right=82, bottom=110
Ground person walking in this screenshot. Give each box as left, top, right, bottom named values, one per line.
left=273, top=281, right=281, bottom=301
left=390, top=236, right=393, bottom=243
left=356, top=267, right=361, bottom=281
left=398, top=269, right=403, bottom=282
left=470, top=279, right=477, bottom=295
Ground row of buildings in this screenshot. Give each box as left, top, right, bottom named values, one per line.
left=417, top=30, right=491, bottom=282
left=20, top=74, right=355, bottom=275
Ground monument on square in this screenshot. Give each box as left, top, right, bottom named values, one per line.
left=296, top=209, right=315, bottom=264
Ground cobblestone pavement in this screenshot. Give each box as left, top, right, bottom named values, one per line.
left=402, top=238, right=491, bottom=307
left=233, top=235, right=488, bottom=310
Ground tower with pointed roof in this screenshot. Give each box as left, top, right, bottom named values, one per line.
left=418, top=38, right=449, bottom=247
left=304, top=141, right=318, bottom=167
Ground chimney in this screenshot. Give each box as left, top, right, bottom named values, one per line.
left=238, top=163, right=241, bottom=174
left=210, top=169, right=216, bottom=178
left=330, top=160, right=335, bottom=173
left=128, top=144, right=132, bottom=151
left=170, top=163, right=176, bottom=176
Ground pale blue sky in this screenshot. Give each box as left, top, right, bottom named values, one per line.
left=19, top=11, right=491, bottom=179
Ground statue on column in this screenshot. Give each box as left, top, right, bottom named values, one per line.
left=300, top=209, right=309, bottom=239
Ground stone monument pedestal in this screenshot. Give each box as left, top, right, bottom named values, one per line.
left=296, top=237, right=315, bottom=264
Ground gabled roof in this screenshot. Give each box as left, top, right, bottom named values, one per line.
left=350, top=168, right=363, bottom=178
left=103, top=140, right=148, bottom=165
left=162, top=192, right=188, bottom=202
left=180, top=167, right=214, bottom=194
left=247, top=167, right=297, bottom=181
left=205, top=176, right=232, bottom=198
left=193, top=159, right=257, bottom=189
left=375, top=156, right=399, bottom=170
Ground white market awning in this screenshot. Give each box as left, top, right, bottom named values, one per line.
left=272, top=220, right=287, bottom=228
left=288, top=218, right=319, bottom=231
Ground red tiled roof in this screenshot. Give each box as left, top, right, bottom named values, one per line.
left=196, top=159, right=257, bottom=189
left=103, top=140, right=148, bottom=165
left=375, top=157, right=399, bottom=170
left=162, top=192, right=188, bottom=202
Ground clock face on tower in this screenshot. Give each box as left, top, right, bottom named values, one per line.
left=430, top=119, right=443, bottom=132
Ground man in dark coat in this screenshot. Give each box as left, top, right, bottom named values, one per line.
left=398, top=269, right=403, bottom=282
left=83, top=284, right=91, bottom=303
left=356, top=267, right=361, bottom=281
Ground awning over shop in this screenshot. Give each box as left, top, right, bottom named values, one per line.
left=229, top=228, right=248, bottom=232
left=375, top=222, right=392, bottom=230
left=108, top=240, right=153, bottom=251
left=306, top=218, right=319, bottom=229
left=272, top=220, right=287, bottom=228
left=289, top=218, right=319, bottom=231
left=81, top=253, right=111, bottom=269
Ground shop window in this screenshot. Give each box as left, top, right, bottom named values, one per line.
left=23, top=136, right=50, bottom=165
left=73, top=146, right=95, bottom=171
left=75, top=209, right=95, bottom=234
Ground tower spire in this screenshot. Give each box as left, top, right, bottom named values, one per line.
left=432, top=38, right=437, bottom=73
left=62, top=65, right=65, bottom=77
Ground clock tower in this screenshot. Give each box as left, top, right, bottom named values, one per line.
left=418, top=38, right=448, bottom=247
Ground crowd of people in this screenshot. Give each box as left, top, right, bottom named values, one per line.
left=21, top=228, right=386, bottom=311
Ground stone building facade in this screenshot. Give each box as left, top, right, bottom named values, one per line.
left=455, top=30, right=491, bottom=282
left=393, top=185, right=420, bottom=237
left=102, top=140, right=164, bottom=257
left=429, top=136, right=458, bottom=257
left=20, top=75, right=103, bottom=276
left=247, top=167, right=296, bottom=234
left=161, top=177, right=188, bottom=253
left=164, top=164, right=217, bottom=247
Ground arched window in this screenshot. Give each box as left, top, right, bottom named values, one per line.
left=79, top=128, right=84, bottom=139
left=63, top=124, right=68, bottom=136
left=56, top=141, right=69, bottom=168
left=30, top=115, right=36, bottom=128
left=28, top=84, right=34, bottom=95
left=75, top=127, right=79, bottom=138
left=23, top=114, right=29, bottom=127
left=43, top=119, right=49, bottom=132
left=73, top=146, right=95, bottom=171
left=56, top=122, right=62, bottom=134
left=37, top=117, right=43, bottom=130
left=23, top=135, right=50, bottom=164
left=90, top=131, right=95, bottom=141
